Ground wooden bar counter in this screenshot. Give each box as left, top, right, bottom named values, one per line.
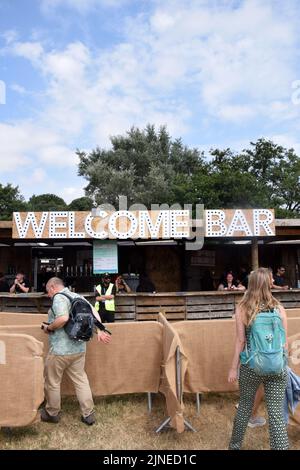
left=1, top=290, right=300, bottom=321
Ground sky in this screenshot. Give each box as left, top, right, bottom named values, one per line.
left=0, top=0, right=300, bottom=203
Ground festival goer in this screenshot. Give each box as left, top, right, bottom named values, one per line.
left=115, top=275, right=131, bottom=294
left=9, top=271, right=31, bottom=293
left=273, top=266, right=289, bottom=290
left=228, top=268, right=289, bottom=450
left=95, top=273, right=116, bottom=323
left=41, top=277, right=111, bottom=425
left=218, top=272, right=245, bottom=291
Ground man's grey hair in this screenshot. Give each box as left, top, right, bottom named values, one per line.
left=46, top=277, right=65, bottom=290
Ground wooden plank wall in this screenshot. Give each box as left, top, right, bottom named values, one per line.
left=135, top=295, right=186, bottom=321
left=1, top=291, right=300, bottom=320
left=186, top=294, right=234, bottom=319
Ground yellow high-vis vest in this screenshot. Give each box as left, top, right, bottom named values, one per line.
left=95, top=283, right=115, bottom=312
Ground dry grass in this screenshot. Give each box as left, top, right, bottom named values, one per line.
left=1, top=393, right=300, bottom=450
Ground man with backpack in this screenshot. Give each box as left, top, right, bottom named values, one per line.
left=40, top=277, right=111, bottom=425
left=228, top=267, right=289, bottom=450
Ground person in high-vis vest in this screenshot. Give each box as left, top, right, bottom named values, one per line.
left=95, top=273, right=116, bottom=323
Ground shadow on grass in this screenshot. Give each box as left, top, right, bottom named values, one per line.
left=0, top=425, right=39, bottom=440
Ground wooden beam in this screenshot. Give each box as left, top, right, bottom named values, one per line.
left=0, top=221, right=12, bottom=228
left=251, top=238, right=259, bottom=270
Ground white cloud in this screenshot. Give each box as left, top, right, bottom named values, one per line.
left=41, top=0, right=129, bottom=14
left=60, top=186, right=85, bottom=204
left=138, top=0, right=300, bottom=122
left=39, top=145, right=78, bottom=167
left=7, top=0, right=300, bottom=144
left=0, top=121, right=77, bottom=171
left=12, top=41, right=44, bottom=63
left=2, top=0, right=300, bottom=201
left=217, top=104, right=258, bottom=122
left=0, top=123, right=33, bottom=171
left=269, top=134, right=300, bottom=156
left=10, top=84, right=27, bottom=94
left=2, top=30, right=18, bottom=44
left=30, top=168, right=47, bottom=184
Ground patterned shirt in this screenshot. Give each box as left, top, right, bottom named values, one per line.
left=48, top=288, right=86, bottom=356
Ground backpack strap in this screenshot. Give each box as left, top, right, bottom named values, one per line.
left=53, top=291, right=73, bottom=301
left=52, top=292, right=111, bottom=335
left=51, top=291, right=73, bottom=315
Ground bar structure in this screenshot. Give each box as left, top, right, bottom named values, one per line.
left=1, top=290, right=300, bottom=318
left=0, top=210, right=299, bottom=313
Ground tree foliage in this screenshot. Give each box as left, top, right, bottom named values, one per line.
left=78, top=130, right=300, bottom=218
left=27, top=194, right=67, bottom=211
left=68, top=196, right=94, bottom=211
left=238, top=139, right=300, bottom=217
left=183, top=140, right=299, bottom=217
left=0, top=184, right=27, bottom=220
left=77, top=124, right=205, bottom=207
left=1, top=130, right=299, bottom=221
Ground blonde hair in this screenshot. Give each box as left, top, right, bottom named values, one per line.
left=239, top=267, right=279, bottom=326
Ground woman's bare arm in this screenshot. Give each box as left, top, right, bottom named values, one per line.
left=228, top=306, right=246, bottom=382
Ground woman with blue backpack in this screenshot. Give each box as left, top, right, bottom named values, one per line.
left=228, top=267, right=289, bottom=450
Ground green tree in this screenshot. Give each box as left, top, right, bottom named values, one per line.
left=239, top=139, right=300, bottom=217
left=68, top=196, right=94, bottom=211
left=185, top=142, right=299, bottom=217
left=27, top=194, right=67, bottom=211
left=202, top=148, right=269, bottom=208
left=77, top=126, right=300, bottom=218
left=77, top=124, right=205, bottom=207
left=0, top=183, right=27, bottom=220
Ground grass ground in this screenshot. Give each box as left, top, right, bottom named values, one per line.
left=1, top=393, right=300, bottom=450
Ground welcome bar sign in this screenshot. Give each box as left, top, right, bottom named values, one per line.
left=12, top=208, right=275, bottom=239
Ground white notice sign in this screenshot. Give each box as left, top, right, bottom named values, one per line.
left=93, top=241, right=118, bottom=274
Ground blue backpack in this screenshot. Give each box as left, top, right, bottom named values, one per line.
left=240, top=309, right=287, bottom=375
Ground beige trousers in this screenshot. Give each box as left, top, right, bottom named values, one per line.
left=44, top=352, right=94, bottom=418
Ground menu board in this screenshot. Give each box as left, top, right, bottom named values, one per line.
left=93, top=240, right=118, bottom=274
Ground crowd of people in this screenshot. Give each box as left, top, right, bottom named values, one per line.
left=199, top=265, right=291, bottom=292
left=0, top=265, right=291, bottom=295
left=0, top=264, right=297, bottom=449
left=38, top=268, right=293, bottom=450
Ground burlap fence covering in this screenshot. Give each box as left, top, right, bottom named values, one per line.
left=0, top=333, right=44, bottom=427
left=1, top=311, right=300, bottom=431
left=172, top=316, right=300, bottom=393
left=0, top=319, right=182, bottom=431
left=0, top=312, right=47, bottom=325
left=0, top=323, right=163, bottom=396
left=286, top=308, right=300, bottom=317
left=173, top=319, right=238, bottom=393
left=158, top=313, right=187, bottom=433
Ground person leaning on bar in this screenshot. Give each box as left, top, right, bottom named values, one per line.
left=9, top=271, right=31, bottom=293
left=218, top=272, right=246, bottom=291
left=272, top=266, right=289, bottom=290
left=115, top=274, right=131, bottom=294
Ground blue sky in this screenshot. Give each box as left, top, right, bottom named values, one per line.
left=0, top=0, right=300, bottom=203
